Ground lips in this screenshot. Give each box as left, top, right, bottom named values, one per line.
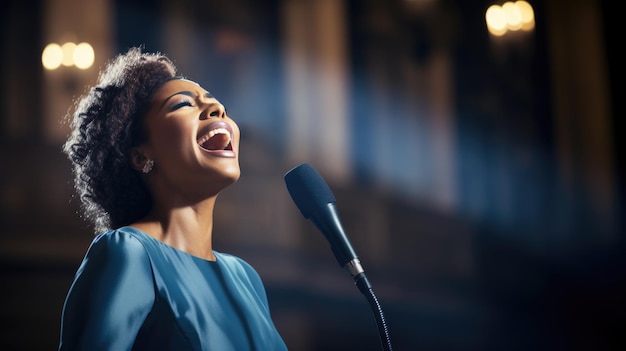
left=197, top=121, right=235, bottom=157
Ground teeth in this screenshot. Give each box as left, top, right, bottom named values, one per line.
left=197, top=128, right=231, bottom=146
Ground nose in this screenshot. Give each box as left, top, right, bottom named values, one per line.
left=202, top=102, right=226, bottom=119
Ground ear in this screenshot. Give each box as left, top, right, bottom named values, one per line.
left=130, top=147, right=150, bottom=172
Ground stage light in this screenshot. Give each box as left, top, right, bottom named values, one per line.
left=42, top=41, right=95, bottom=70
left=61, top=42, right=77, bottom=67
left=74, top=43, right=95, bottom=69
left=42, top=43, right=63, bottom=70
left=485, top=1, right=535, bottom=36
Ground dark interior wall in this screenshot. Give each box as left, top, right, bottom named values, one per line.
left=601, top=0, right=625, bottom=235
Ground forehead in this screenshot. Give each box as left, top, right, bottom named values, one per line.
left=152, top=78, right=210, bottom=100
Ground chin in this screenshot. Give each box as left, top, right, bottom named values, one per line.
left=221, top=165, right=241, bottom=184
left=226, top=172, right=241, bottom=184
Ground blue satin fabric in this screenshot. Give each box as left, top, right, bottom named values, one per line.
left=59, top=226, right=288, bottom=351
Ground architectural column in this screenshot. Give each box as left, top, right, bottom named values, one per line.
left=282, top=0, right=351, bottom=183
left=547, top=0, right=617, bottom=239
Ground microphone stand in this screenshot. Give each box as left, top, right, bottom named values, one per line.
left=284, top=164, right=393, bottom=350
left=311, top=204, right=393, bottom=351
left=347, top=260, right=393, bottom=351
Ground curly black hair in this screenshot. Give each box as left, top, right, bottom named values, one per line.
left=63, top=47, right=179, bottom=234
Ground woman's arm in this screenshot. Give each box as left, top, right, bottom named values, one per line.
left=59, top=230, right=155, bottom=351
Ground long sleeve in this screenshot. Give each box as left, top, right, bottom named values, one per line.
left=59, top=231, right=156, bottom=351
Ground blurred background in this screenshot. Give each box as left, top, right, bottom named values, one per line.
left=0, top=0, right=623, bottom=350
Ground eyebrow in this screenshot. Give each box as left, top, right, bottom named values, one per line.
left=159, top=91, right=214, bottom=110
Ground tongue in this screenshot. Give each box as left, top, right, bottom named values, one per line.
left=203, top=133, right=230, bottom=150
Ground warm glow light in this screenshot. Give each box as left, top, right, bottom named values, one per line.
left=42, top=41, right=95, bottom=70
left=74, top=42, right=95, bottom=69
left=502, top=2, right=522, bottom=31
left=61, top=42, right=77, bottom=66
left=485, top=1, right=535, bottom=36
left=42, top=43, right=63, bottom=70
left=486, top=5, right=507, bottom=35
left=516, top=1, right=535, bottom=31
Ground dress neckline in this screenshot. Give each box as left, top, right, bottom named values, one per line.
left=120, top=226, right=219, bottom=263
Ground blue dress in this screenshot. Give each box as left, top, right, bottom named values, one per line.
left=58, top=226, right=288, bottom=351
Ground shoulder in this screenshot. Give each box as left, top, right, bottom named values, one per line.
left=216, top=252, right=265, bottom=280
left=87, top=227, right=150, bottom=260
left=215, top=252, right=267, bottom=285
left=68, top=227, right=156, bottom=301
left=60, top=229, right=156, bottom=350
left=215, top=252, right=256, bottom=272
left=78, top=227, right=154, bottom=277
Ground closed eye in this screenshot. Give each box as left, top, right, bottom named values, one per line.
left=169, top=100, right=194, bottom=111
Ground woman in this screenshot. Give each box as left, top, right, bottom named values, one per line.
left=58, top=47, right=288, bottom=350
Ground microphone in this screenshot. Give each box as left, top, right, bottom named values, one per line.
left=284, top=163, right=394, bottom=351
left=284, top=163, right=364, bottom=278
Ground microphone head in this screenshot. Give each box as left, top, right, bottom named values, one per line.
left=284, top=163, right=336, bottom=219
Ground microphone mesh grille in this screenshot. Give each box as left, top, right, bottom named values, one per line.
left=284, top=163, right=336, bottom=219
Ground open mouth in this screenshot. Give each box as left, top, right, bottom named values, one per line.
left=197, top=122, right=233, bottom=152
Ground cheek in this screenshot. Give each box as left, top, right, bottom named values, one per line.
left=151, top=120, right=195, bottom=156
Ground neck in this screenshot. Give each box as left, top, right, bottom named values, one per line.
left=133, top=196, right=218, bottom=261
